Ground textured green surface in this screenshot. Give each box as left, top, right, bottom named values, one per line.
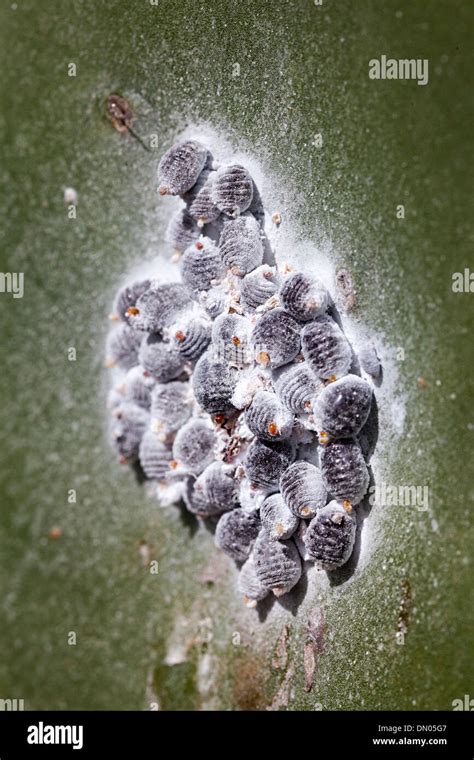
left=0, top=0, right=472, bottom=710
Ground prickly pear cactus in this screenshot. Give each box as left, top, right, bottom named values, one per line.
left=0, top=0, right=471, bottom=713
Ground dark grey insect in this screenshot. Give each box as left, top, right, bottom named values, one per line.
left=320, top=439, right=369, bottom=505
left=181, top=154, right=213, bottom=204
left=260, top=493, right=299, bottom=540
left=211, top=164, right=254, bottom=217
left=273, top=362, right=323, bottom=413
left=138, top=334, right=185, bottom=383
left=188, top=172, right=221, bottom=227
left=247, top=181, right=265, bottom=227
left=195, top=461, right=239, bottom=515
left=253, top=531, right=302, bottom=596
left=211, top=312, right=252, bottom=367
left=304, top=500, right=356, bottom=570
left=158, top=139, right=208, bottom=196
left=172, top=317, right=212, bottom=361
left=244, top=438, right=295, bottom=490
left=240, top=265, right=281, bottom=311
left=315, top=374, right=373, bottom=439
left=237, top=555, right=269, bottom=607
left=165, top=207, right=201, bottom=253
left=180, top=238, right=226, bottom=296
left=183, top=476, right=212, bottom=518
left=251, top=308, right=301, bottom=369
left=293, top=519, right=311, bottom=561
left=245, top=390, right=294, bottom=441
left=150, top=381, right=192, bottom=432
left=215, top=509, right=261, bottom=561
left=358, top=343, right=381, bottom=379
left=280, top=461, right=327, bottom=519
left=301, top=315, right=352, bottom=381
left=130, top=282, right=192, bottom=333
left=113, top=279, right=151, bottom=322
left=279, top=272, right=329, bottom=322
left=192, top=351, right=238, bottom=413
left=219, top=215, right=263, bottom=276
left=172, top=418, right=216, bottom=475
left=199, top=285, right=227, bottom=320
left=139, top=430, right=173, bottom=480
left=111, top=402, right=150, bottom=463
left=106, top=324, right=142, bottom=370
left=123, top=366, right=153, bottom=409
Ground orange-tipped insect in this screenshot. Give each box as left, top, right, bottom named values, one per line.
left=267, top=421, right=279, bottom=437
left=256, top=351, right=270, bottom=367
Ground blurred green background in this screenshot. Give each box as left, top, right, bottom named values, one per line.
left=0, top=0, right=472, bottom=710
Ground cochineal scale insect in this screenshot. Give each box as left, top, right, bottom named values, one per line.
left=106, top=138, right=383, bottom=609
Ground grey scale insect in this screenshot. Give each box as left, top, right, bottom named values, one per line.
left=106, top=138, right=382, bottom=607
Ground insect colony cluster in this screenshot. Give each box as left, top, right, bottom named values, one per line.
left=106, top=139, right=380, bottom=607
